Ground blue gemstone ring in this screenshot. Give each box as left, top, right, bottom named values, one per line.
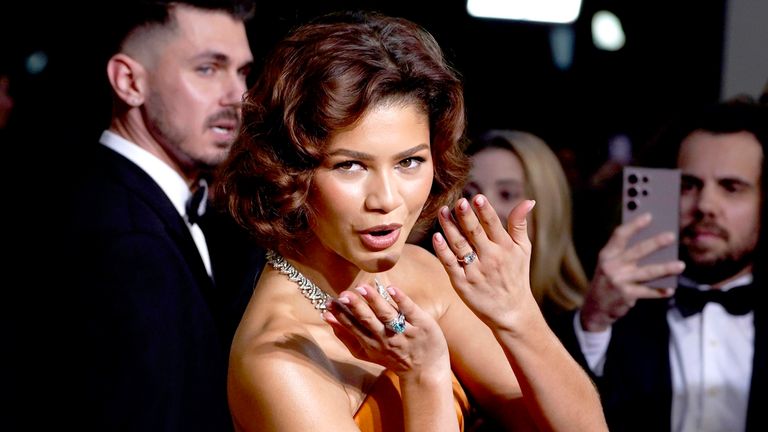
left=384, top=312, right=407, bottom=334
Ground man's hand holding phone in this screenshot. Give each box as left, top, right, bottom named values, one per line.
left=579, top=167, right=687, bottom=332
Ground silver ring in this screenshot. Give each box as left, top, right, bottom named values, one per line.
left=384, top=312, right=406, bottom=334
left=374, top=278, right=389, bottom=301
left=458, top=250, right=478, bottom=266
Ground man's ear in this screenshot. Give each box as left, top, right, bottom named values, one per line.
left=106, top=53, right=147, bottom=107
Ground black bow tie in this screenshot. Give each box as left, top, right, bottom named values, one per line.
left=185, top=179, right=208, bottom=225
left=674, top=283, right=755, bottom=317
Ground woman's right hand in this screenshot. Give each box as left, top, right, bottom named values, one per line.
left=432, top=195, right=537, bottom=330
left=323, top=284, right=450, bottom=378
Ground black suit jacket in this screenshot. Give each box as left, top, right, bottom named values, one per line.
left=554, top=292, right=767, bottom=432
left=31, top=144, right=263, bottom=431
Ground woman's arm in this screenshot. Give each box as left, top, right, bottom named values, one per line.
left=434, top=196, right=608, bottom=432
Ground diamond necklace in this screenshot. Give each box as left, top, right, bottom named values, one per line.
left=265, top=249, right=332, bottom=313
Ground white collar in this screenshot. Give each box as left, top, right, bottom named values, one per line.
left=99, top=130, right=191, bottom=218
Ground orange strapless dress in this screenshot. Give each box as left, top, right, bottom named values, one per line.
left=353, top=369, right=471, bottom=431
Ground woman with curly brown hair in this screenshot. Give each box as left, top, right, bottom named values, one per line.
left=217, top=10, right=606, bottom=432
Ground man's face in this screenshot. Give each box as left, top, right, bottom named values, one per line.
left=142, top=6, right=253, bottom=174
left=678, top=130, right=763, bottom=284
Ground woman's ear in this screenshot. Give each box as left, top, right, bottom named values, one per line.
left=106, top=53, right=146, bottom=107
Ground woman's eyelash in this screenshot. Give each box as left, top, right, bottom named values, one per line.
left=333, top=160, right=363, bottom=170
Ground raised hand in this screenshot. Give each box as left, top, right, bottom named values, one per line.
left=323, top=284, right=450, bottom=377
left=432, top=194, right=537, bottom=329
left=580, top=213, right=686, bottom=332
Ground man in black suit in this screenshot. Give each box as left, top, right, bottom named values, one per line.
left=34, top=1, right=261, bottom=430
left=559, top=99, right=767, bottom=432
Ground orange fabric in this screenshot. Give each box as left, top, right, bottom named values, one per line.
left=353, top=369, right=470, bottom=432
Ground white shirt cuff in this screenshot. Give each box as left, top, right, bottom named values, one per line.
left=573, top=310, right=611, bottom=376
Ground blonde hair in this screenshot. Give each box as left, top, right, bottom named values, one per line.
left=471, top=130, right=589, bottom=312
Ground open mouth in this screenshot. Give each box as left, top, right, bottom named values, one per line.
left=360, top=225, right=402, bottom=251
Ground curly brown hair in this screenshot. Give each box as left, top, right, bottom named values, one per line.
left=215, top=10, right=469, bottom=255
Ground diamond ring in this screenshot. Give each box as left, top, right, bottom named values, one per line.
left=384, top=312, right=406, bottom=334
left=458, top=250, right=478, bottom=266
left=374, top=278, right=389, bottom=301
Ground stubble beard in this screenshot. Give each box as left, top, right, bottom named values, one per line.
left=680, top=236, right=755, bottom=285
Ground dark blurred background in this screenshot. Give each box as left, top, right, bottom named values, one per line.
left=1, top=0, right=766, bottom=270
left=4, top=0, right=765, bottom=154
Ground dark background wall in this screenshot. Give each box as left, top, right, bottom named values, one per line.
left=3, top=0, right=727, bottom=156
left=1, top=0, right=741, bottom=271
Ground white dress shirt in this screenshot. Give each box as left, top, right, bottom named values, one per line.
left=100, top=130, right=213, bottom=277
left=575, top=274, right=754, bottom=432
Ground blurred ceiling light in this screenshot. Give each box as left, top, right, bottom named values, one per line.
left=550, top=25, right=575, bottom=71
left=591, top=10, right=625, bottom=51
left=467, top=0, right=582, bottom=24
left=25, top=51, right=49, bottom=75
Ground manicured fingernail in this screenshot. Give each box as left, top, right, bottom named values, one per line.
left=459, top=199, right=469, bottom=212
left=440, top=206, right=450, bottom=219
left=474, top=195, right=485, bottom=207
left=355, top=286, right=367, bottom=295
left=527, top=200, right=536, bottom=212
left=433, top=232, right=445, bottom=244
left=338, top=294, right=351, bottom=304
left=322, top=311, right=339, bottom=324
left=387, top=287, right=396, bottom=296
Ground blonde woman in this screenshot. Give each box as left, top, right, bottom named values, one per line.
left=463, top=130, right=589, bottom=319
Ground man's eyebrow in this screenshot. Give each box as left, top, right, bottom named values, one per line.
left=192, top=51, right=228, bottom=63
left=682, top=173, right=754, bottom=186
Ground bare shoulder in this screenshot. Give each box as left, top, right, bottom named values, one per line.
left=398, top=244, right=454, bottom=315
left=228, top=312, right=352, bottom=430
left=402, top=243, right=449, bottom=276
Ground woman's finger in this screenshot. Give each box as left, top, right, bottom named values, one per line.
left=469, top=194, right=509, bottom=245
left=505, top=199, right=535, bottom=248
left=436, top=205, right=477, bottom=270
left=354, top=285, right=405, bottom=335
left=337, top=288, right=387, bottom=335
left=432, top=231, right=471, bottom=290
left=452, top=197, right=493, bottom=254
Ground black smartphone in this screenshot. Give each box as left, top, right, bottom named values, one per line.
left=621, top=166, right=681, bottom=289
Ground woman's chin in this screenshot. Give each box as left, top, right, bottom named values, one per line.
left=359, top=251, right=400, bottom=273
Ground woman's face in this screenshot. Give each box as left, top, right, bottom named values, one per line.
left=308, top=102, right=434, bottom=272
left=463, top=147, right=526, bottom=223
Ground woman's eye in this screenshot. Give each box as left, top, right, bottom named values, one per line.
left=463, top=183, right=481, bottom=199
left=334, top=161, right=364, bottom=172
left=499, top=190, right=520, bottom=202
left=397, top=157, right=425, bottom=169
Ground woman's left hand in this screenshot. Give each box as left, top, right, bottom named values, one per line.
left=432, top=195, right=537, bottom=330
left=323, top=284, right=450, bottom=378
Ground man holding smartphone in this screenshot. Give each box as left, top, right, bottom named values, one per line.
left=558, top=98, right=767, bottom=432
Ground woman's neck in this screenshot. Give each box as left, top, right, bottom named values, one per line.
left=279, top=237, right=389, bottom=298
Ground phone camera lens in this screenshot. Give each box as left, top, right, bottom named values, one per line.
left=642, top=176, right=649, bottom=183
left=642, top=190, right=649, bottom=196
left=628, top=187, right=638, bottom=197
left=627, top=201, right=637, bottom=211
left=628, top=174, right=638, bottom=184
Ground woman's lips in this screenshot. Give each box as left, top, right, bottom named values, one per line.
left=359, top=226, right=401, bottom=251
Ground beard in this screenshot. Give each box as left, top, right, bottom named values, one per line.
left=144, top=91, right=238, bottom=170
left=680, top=220, right=755, bottom=284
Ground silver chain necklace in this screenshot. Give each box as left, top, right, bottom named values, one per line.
left=265, top=249, right=332, bottom=312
